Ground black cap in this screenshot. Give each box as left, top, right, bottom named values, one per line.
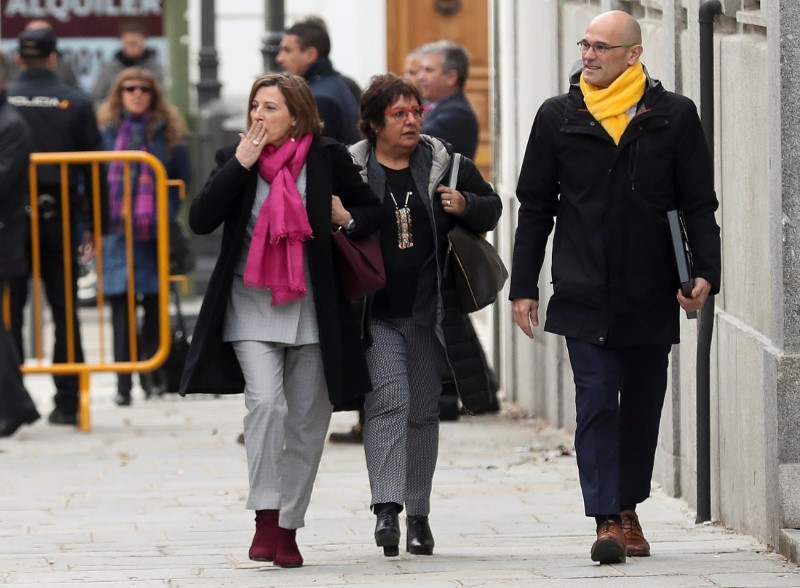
left=18, top=27, right=57, bottom=59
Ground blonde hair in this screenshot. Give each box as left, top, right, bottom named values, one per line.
left=97, top=67, right=187, bottom=150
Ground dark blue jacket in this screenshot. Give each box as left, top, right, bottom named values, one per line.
left=421, top=91, right=479, bottom=159
left=304, top=57, right=360, bottom=145
left=8, top=68, right=102, bottom=192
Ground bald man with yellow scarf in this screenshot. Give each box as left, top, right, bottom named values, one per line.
left=511, top=10, right=721, bottom=565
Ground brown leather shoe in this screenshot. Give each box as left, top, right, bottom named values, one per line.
left=621, top=509, right=651, bottom=556
left=590, top=520, right=626, bottom=564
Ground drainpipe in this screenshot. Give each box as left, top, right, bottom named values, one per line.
left=696, top=0, right=721, bottom=525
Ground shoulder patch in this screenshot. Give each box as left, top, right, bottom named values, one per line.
left=8, top=95, right=72, bottom=109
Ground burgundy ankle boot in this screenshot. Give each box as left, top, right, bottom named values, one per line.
left=248, top=509, right=279, bottom=562
left=274, top=526, right=303, bottom=568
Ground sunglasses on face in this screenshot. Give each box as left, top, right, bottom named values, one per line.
left=122, top=85, right=153, bottom=94
left=384, top=106, right=426, bottom=122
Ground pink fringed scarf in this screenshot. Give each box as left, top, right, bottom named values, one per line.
left=243, top=134, right=313, bottom=305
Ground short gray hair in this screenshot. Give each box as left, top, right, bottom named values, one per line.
left=421, top=40, right=470, bottom=88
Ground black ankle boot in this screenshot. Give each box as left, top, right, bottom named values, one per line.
left=406, top=515, right=435, bottom=555
left=373, top=502, right=401, bottom=557
left=114, top=392, right=132, bottom=406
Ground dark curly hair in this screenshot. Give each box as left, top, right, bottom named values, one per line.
left=358, top=73, right=422, bottom=144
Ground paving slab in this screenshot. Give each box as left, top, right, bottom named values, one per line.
left=2, top=375, right=799, bottom=587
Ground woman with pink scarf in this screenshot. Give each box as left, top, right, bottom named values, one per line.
left=179, top=74, right=383, bottom=568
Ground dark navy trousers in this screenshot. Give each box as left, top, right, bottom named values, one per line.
left=565, top=338, right=671, bottom=517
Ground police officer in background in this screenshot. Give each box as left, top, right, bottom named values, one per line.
left=8, top=27, right=103, bottom=426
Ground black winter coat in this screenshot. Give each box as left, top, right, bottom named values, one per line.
left=0, top=92, right=32, bottom=279
left=510, top=69, right=721, bottom=347
left=178, top=136, right=383, bottom=410
left=8, top=68, right=102, bottom=192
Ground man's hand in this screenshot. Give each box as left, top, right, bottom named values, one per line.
left=677, top=276, right=712, bottom=313
left=512, top=298, right=539, bottom=339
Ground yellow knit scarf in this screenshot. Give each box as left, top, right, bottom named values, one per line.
left=580, top=61, right=646, bottom=145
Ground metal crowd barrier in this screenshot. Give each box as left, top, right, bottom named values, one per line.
left=23, top=151, right=183, bottom=432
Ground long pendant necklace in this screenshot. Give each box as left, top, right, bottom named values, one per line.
left=389, top=190, right=414, bottom=249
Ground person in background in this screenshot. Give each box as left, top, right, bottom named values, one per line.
left=178, top=74, right=382, bottom=567
left=301, top=16, right=362, bottom=103
left=417, top=40, right=498, bottom=421
left=8, top=20, right=79, bottom=87
left=276, top=18, right=360, bottom=145
left=0, top=52, right=39, bottom=438
left=510, top=10, right=721, bottom=564
left=92, top=18, right=164, bottom=108
left=403, top=46, right=424, bottom=88
left=417, top=40, right=479, bottom=160
left=8, top=27, right=103, bottom=427
left=349, top=73, right=501, bottom=558
left=96, top=67, right=190, bottom=407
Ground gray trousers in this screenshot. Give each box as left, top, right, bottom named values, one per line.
left=232, top=341, right=332, bottom=529
left=363, top=317, right=444, bottom=516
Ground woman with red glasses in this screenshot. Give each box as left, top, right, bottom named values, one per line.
left=349, top=73, right=501, bottom=558
left=96, top=66, right=191, bottom=407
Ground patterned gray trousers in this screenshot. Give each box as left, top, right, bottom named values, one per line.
left=233, top=341, right=332, bottom=529
left=363, top=317, right=445, bottom=516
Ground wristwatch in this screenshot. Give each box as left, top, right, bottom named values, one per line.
left=344, top=218, right=355, bottom=231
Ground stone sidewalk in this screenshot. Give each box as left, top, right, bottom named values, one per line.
left=2, top=377, right=800, bottom=587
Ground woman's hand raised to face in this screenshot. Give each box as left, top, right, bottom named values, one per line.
left=235, top=121, right=268, bottom=169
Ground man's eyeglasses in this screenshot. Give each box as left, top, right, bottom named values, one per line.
left=384, top=106, right=426, bottom=122
left=577, top=40, right=637, bottom=55
left=122, top=85, right=153, bottom=94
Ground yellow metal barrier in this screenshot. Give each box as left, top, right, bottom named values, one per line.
left=24, top=151, right=184, bottom=432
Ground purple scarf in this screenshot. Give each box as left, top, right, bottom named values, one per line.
left=243, top=134, right=313, bottom=305
left=107, top=114, right=156, bottom=241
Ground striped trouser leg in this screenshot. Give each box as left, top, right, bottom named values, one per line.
left=363, top=317, right=443, bottom=516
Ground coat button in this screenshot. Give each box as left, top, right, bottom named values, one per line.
left=599, top=337, right=605, bottom=343
left=590, top=121, right=595, bottom=126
